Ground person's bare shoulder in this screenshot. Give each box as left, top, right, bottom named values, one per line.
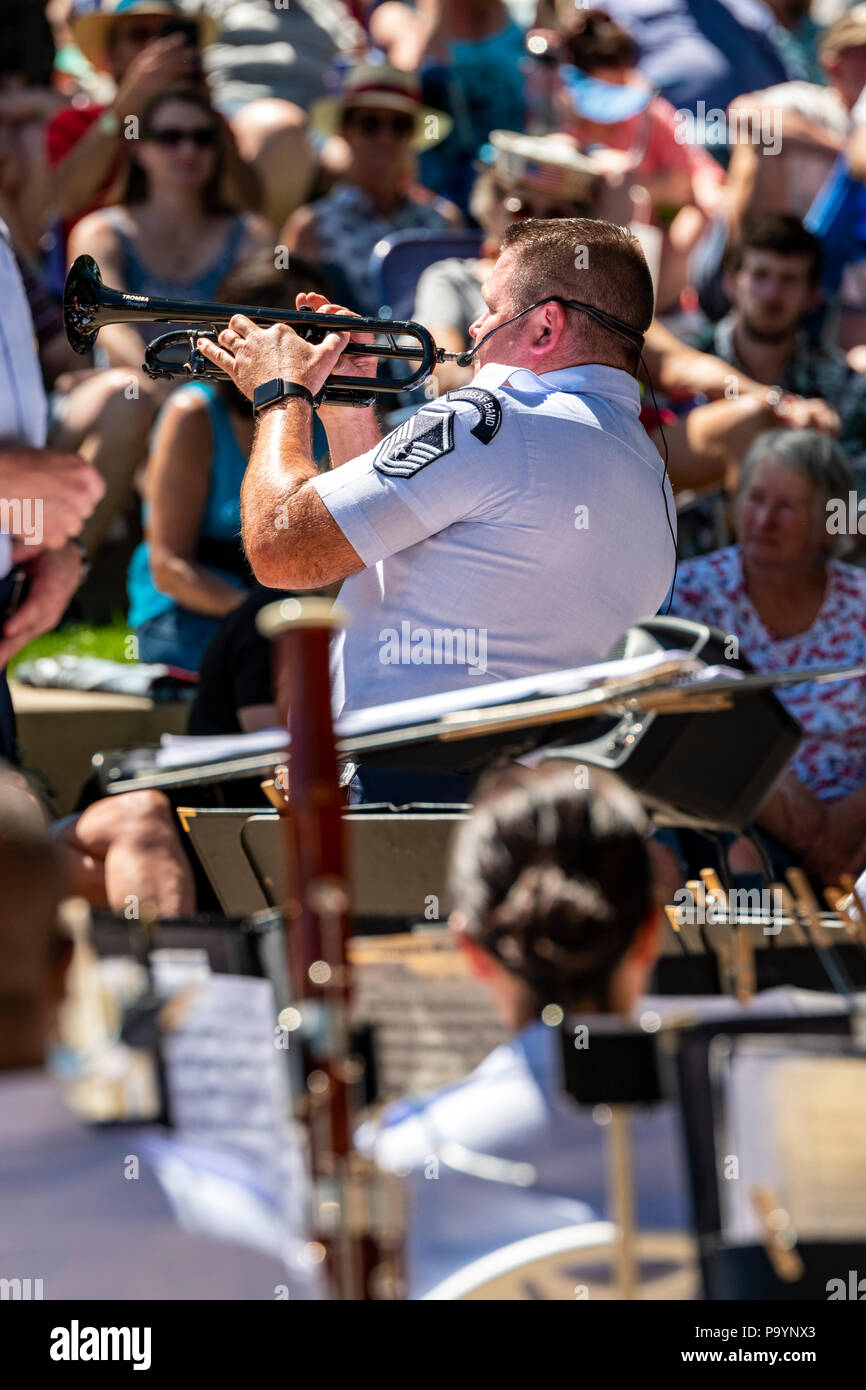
left=150, top=385, right=214, bottom=458
left=66, top=207, right=126, bottom=262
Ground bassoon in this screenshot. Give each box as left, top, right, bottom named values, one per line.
left=257, top=596, right=403, bottom=1300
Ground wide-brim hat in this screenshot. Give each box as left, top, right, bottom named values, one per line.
left=484, top=130, right=602, bottom=202
left=71, top=1, right=218, bottom=68
left=311, top=62, right=452, bottom=151
left=820, top=3, right=866, bottom=60
left=561, top=65, right=653, bottom=124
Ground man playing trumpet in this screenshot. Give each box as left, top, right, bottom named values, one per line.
left=197, top=218, right=676, bottom=737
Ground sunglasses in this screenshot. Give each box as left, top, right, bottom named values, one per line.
left=346, top=110, right=415, bottom=139
left=120, top=20, right=199, bottom=44
left=148, top=126, right=219, bottom=148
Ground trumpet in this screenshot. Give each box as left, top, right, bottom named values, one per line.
left=63, top=255, right=467, bottom=407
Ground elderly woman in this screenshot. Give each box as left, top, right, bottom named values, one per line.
left=670, top=429, right=866, bottom=883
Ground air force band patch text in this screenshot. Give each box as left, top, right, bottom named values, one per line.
left=445, top=387, right=502, bottom=444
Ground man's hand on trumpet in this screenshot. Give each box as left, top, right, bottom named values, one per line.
left=195, top=294, right=377, bottom=401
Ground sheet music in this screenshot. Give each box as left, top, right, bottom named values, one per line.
left=162, top=974, right=291, bottom=1160
left=335, top=648, right=712, bottom=737
left=153, top=649, right=711, bottom=769
left=350, top=933, right=507, bottom=1095
left=157, top=726, right=288, bottom=769
left=717, top=1040, right=866, bottom=1242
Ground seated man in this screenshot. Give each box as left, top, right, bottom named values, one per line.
left=412, top=131, right=606, bottom=395
left=683, top=214, right=866, bottom=498
left=198, top=217, right=677, bottom=802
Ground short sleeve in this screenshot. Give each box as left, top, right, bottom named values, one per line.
left=310, top=399, right=509, bottom=567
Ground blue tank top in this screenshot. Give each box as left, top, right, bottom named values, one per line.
left=101, top=208, right=249, bottom=343
left=127, top=381, right=249, bottom=628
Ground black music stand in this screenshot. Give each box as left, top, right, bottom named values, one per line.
left=557, top=1009, right=865, bottom=1300
left=673, top=1017, right=866, bottom=1299
left=241, top=807, right=468, bottom=930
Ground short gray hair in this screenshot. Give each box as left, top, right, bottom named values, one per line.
left=736, top=428, right=854, bottom=506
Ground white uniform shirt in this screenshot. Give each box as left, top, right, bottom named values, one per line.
left=0, top=219, right=47, bottom=579
left=356, top=1020, right=687, bottom=1298
left=312, top=360, right=675, bottom=715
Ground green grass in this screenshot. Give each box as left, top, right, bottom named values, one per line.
left=8, top=616, right=131, bottom=675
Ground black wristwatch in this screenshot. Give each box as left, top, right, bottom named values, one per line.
left=253, top=379, right=318, bottom=416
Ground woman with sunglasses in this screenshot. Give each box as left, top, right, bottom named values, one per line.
left=67, top=86, right=273, bottom=370
left=282, top=62, right=460, bottom=316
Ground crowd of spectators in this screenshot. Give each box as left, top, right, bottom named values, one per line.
left=2, top=0, right=866, bottom=904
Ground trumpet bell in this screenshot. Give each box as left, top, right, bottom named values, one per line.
left=63, top=254, right=107, bottom=355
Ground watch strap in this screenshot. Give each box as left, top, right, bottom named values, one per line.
left=253, top=379, right=318, bottom=416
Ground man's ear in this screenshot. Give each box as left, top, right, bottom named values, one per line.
left=531, top=300, right=567, bottom=352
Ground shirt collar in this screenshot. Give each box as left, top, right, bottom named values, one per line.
left=472, top=360, right=641, bottom=410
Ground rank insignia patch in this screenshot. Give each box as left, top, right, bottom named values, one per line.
left=373, top=409, right=455, bottom=477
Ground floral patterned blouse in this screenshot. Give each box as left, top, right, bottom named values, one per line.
left=670, top=546, right=866, bottom=800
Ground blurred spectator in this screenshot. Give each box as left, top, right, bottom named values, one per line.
left=669, top=429, right=866, bottom=885
left=588, top=0, right=792, bottom=117
left=371, top=0, right=527, bottom=210
left=67, top=85, right=273, bottom=369
left=283, top=62, right=458, bottom=315
left=840, top=4, right=866, bottom=183
left=46, top=0, right=261, bottom=249
left=684, top=215, right=866, bottom=495
left=815, top=5, right=866, bottom=349
left=187, top=584, right=284, bottom=735
left=186, top=0, right=366, bottom=223
left=555, top=8, right=727, bottom=313
left=127, top=253, right=329, bottom=670
left=0, top=771, right=310, bottom=1300
left=0, top=216, right=198, bottom=919
left=764, top=0, right=826, bottom=87
left=188, top=0, right=364, bottom=112
left=699, top=8, right=866, bottom=330
left=0, top=217, right=104, bottom=759
left=0, top=0, right=64, bottom=256
left=0, top=235, right=167, bottom=556
left=412, top=130, right=605, bottom=391
left=722, top=11, right=866, bottom=252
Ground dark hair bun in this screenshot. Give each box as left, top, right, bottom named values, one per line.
left=450, top=765, right=652, bottom=1011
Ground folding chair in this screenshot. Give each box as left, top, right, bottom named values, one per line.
left=369, top=228, right=484, bottom=321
